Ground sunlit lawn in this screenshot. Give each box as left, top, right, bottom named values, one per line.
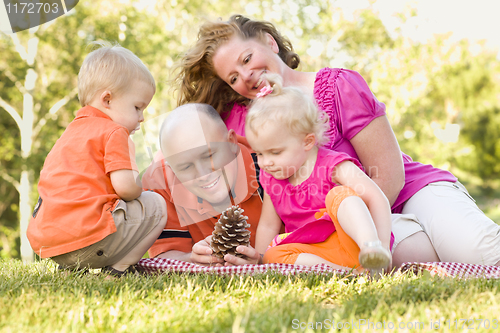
left=2, top=175, right=499, bottom=332
left=2, top=259, right=500, bottom=332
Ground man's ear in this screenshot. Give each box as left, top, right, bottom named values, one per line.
left=227, top=129, right=240, bottom=155
left=304, top=133, right=316, bottom=151
left=100, top=90, right=112, bottom=109
left=227, top=129, right=237, bottom=145
left=265, top=33, right=279, bottom=54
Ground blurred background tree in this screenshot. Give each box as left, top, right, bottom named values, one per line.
left=1, top=0, right=499, bottom=260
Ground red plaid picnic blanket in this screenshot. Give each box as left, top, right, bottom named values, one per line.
left=400, top=262, right=500, bottom=279
left=137, top=258, right=347, bottom=276
left=137, top=258, right=500, bottom=279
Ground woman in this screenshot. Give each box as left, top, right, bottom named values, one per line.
left=175, top=14, right=500, bottom=267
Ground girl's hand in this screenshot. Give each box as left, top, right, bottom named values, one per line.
left=223, top=245, right=262, bottom=266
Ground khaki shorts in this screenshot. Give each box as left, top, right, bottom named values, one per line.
left=390, top=213, right=424, bottom=254
left=52, top=191, right=165, bottom=269
left=393, top=181, right=500, bottom=265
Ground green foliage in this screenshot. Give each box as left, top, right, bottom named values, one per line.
left=0, top=0, right=349, bottom=258
left=2, top=1, right=500, bottom=257
left=460, top=107, right=500, bottom=179
left=338, top=9, right=394, bottom=73
left=0, top=0, right=181, bottom=258
left=335, top=10, right=500, bottom=185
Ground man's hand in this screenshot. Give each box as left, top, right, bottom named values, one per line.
left=191, top=236, right=263, bottom=266
left=155, top=236, right=262, bottom=266
left=190, top=236, right=224, bottom=266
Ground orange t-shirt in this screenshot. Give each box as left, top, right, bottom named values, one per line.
left=27, top=106, right=138, bottom=258
left=142, top=137, right=264, bottom=258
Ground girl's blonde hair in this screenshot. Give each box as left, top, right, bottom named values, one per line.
left=246, top=73, right=329, bottom=146
left=78, top=41, right=155, bottom=107
left=174, top=14, right=300, bottom=114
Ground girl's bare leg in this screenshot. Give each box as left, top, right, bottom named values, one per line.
left=295, top=253, right=363, bottom=274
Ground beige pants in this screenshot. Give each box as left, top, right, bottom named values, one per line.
left=392, top=181, right=500, bottom=265
left=52, top=191, right=165, bottom=269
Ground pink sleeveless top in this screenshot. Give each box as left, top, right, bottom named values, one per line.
left=259, top=148, right=360, bottom=244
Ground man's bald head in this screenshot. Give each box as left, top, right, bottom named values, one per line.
left=159, top=103, right=240, bottom=208
left=160, top=103, right=229, bottom=157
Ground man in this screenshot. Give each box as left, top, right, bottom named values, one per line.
left=142, top=103, right=265, bottom=265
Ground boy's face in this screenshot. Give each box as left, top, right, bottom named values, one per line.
left=106, top=81, right=154, bottom=135
left=162, top=112, right=239, bottom=209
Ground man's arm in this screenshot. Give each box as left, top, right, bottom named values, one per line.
left=142, top=157, right=225, bottom=265
left=155, top=246, right=224, bottom=266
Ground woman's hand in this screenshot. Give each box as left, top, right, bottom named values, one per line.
left=223, top=244, right=262, bottom=266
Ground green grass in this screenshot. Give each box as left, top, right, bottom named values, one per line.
left=2, top=260, right=500, bottom=332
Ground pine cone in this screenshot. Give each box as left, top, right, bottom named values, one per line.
left=211, top=205, right=251, bottom=260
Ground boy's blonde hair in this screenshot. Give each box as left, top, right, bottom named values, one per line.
left=78, top=41, right=155, bottom=107
left=246, top=73, right=329, bottom=146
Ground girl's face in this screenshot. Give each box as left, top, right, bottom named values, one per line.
left=212, top=35, right=283, bottom=100
left=246, top=121, right=312, bottom=180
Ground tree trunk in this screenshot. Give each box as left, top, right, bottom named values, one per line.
left=19, top=169, right=33, bottom=261
left=19, top=65, right=37, bottom=262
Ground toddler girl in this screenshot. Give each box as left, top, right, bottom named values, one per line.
left=246, top=74, right=393, bottom=273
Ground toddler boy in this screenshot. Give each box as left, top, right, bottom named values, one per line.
left=27, top=43, right=167, bottom=276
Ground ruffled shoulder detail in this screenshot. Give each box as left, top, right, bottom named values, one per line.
left=314, top=68, right=386, bottom=144
left=314, top=68, right=343, bottom=149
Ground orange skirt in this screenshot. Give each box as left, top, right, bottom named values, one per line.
left=263, top=186, right=361, bottom=268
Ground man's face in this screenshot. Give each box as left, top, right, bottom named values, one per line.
left=162, top=112, right=239, bottom=208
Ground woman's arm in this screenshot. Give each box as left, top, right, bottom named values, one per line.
left=254, top=193, right=283, bottom=255
left=332, top=161, right=392, bottom=249
left=156, top=249, right=194, bottom=262
left=349, top=115, right=405, bottom=206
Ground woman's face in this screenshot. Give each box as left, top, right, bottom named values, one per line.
left=212, top=35, right=283, bottom=99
